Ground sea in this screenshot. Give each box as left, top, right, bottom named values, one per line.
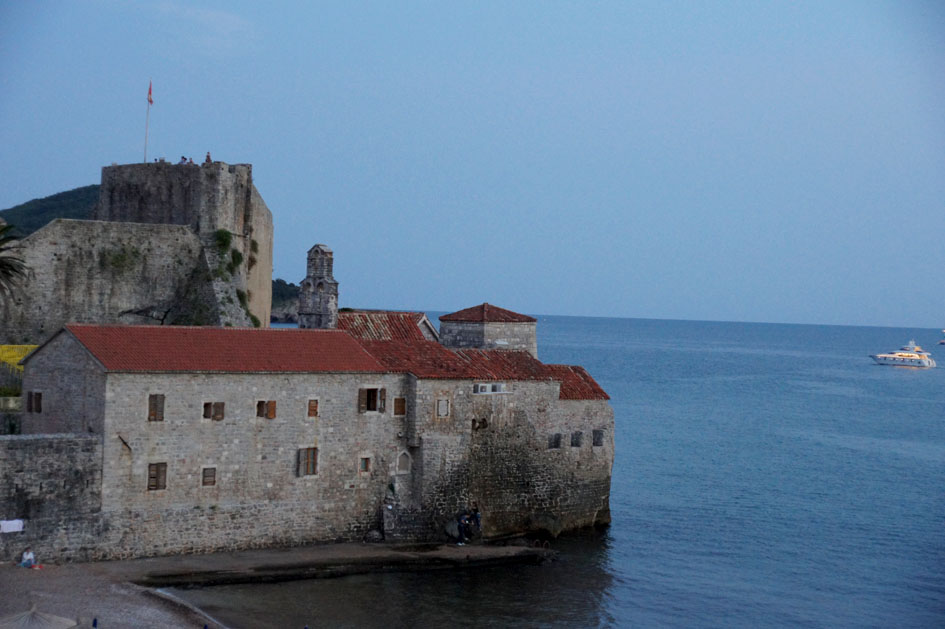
left=170, top=316, right=945, bottom=628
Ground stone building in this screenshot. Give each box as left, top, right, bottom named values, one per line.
left=0, top=161, right=273, bottom=345
left=0, top=301, right=613, bottom=562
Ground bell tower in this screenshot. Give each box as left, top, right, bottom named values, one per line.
left=298, top=244, right=339, bottom=329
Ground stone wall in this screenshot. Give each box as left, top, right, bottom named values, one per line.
left=20, top=331, right=107, bottom=435
left=0, top=434, right=103, bottom=563
left=0, top=161, right=274, bottom=344
left=438, top=321, right=538, bottom=358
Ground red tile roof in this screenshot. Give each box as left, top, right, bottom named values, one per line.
left=58, top=322, right=608, bottom=400
left=544, top=364, right=610, bottom=400
left=65, top=324, right=384, bottom=373
left=439, top=303, right=536, bottom=323
left=337, top=310, right=432, bottom=342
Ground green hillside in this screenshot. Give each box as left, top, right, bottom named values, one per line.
left=0, top=185, right=99, bottom=236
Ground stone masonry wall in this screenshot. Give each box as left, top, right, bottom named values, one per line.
left=0, top=435, right=103, bottom=563
left=0, top=220, right=207, bottom=345
left=95, top=162, right=273, bottom=326
left=20, top=332, right=107, bottom=435
left=406, top=378, right=613, bottom=539
left=95, top=371, right=410, bottom=558
left=438, top=321, right=538, bottom=358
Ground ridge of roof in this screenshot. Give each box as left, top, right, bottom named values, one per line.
left=439, top=303, right=536, bottom=323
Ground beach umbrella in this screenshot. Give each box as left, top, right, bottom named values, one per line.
left=0, top=604, right=77, bottom=628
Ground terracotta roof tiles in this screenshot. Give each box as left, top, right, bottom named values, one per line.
left=65, top=324, right=384, bottom=373
left=439, top=303, right=536, bottom=323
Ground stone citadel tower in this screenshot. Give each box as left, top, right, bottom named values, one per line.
left=0, top=161, right=273, bottom=344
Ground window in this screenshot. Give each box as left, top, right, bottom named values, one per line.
left=203, top=402, right=225, bottom=421
left=491, top=383, right=505, bottom=393
left=571, top=431, right=583, bottom=447
left=359, top=457, right=371, bottom=473
left=297, top=447, right=318, bottom=476
left=436, top=398, right=451, bottom=418
left=548, top=433, right=562, bottom=449
left=593, top=429, right=604, bottom=447
left=202, top=467, right=216, bottom=486
left=26, top=391, right=42, bottom=413
left=256, top=400, right=277, bottom=419
left=393, top=397, right=406, bottom=416
left=308, top=399, right=319, bottom=417
left=148, top=463, right=167, bottom=490
left=358, top=388, right=386, bottom=413
left=148, top=394, right=165, bottom=422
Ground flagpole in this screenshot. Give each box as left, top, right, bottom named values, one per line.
left=143, top=80, right=152, bottom=163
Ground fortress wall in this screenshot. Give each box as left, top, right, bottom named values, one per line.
left=408, top=379, right=613, bottom=538
left=94, top=162, right=273, bottom=326
left=0, top=220, right=207, bottom=345
left=0, top=434, right=103, bottom=563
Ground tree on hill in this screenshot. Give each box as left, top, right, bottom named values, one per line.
left=0, top=223, right=29, bottom=300
left=0, top=185, right=99, bottom=237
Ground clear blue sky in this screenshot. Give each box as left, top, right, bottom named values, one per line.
left=1, top=1, right=943, bottom=327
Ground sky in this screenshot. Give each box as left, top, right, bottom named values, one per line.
left=1, top=1, right=943, bottom=327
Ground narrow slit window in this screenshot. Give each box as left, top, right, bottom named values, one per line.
left=308, top=399, right=319, bottom=417
left=148, top=394, right=165, bottom=422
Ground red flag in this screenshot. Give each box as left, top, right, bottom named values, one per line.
left=147, top=81, right=153, bottom=106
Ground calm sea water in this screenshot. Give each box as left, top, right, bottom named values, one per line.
left=173, top=317, right=945, bottom=627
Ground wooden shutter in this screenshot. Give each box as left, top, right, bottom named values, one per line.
left=358, top=388, right=368, bottom=414
left=149, top=394, right=164, bottom=421
left=308, top=399, right=318, bottom=417
left=394, top=397, right=406, bottom=416
left=378, top=388, right=386, bottom=413
left=296, top=449, right=304, bottom=477
left=212, top=402, right=225, bottom=421
left=266, top=401, right=276, bottom=419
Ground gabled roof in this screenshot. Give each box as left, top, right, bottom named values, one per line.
left=64, top=324, right=384, bottom=373
left=439, top=303, right=536, bottom=323
left=338, top=310, right=438, bottom=342
left=543, top=364, right=610, bottom=400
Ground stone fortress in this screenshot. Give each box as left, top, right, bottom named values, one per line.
left=0, top=161, right=273, bottom=345
left=0, top=162, right=613, bottom=563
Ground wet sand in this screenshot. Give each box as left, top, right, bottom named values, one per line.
left=0, top=542, right=552, bottom=628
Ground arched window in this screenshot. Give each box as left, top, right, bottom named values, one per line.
left=397, top=451, right=411, bottom=474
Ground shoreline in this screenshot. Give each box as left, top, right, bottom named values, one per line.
left=0, top=542, right=554, bottom=628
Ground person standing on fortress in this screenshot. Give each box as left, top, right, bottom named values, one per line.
left=178, top=156, right=187, bottom=164
left=204, top=151, right=212, bottom=164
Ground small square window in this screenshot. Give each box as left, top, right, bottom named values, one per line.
left=359, top=457, right=371, bottom=473
left=593, top=429, right=604, bottom=447
left=148, top=462, right=167, bottom=490
left=203, top=402, right=225, bottom=421
left=393, top=397, right=406, bottom=416
left=571, top=431, right=583, bottom=447
left=358, top=388, right=386, bottom=413
left=256, top=400, right=276, bottom=419
left=148, top=394, right=165, bottom=422
left=308, top=399, right=319, bottom=417
left=202, top=467, right=216, bottom=486
left=548, top=433, right=562, bottom=449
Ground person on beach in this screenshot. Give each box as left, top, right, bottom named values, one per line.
left=19, top=547, right=35, bottom=568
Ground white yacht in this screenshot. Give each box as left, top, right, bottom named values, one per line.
left=938, top=330, right=945, bottom=345
left=870, top=340, right=936, bottom=368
